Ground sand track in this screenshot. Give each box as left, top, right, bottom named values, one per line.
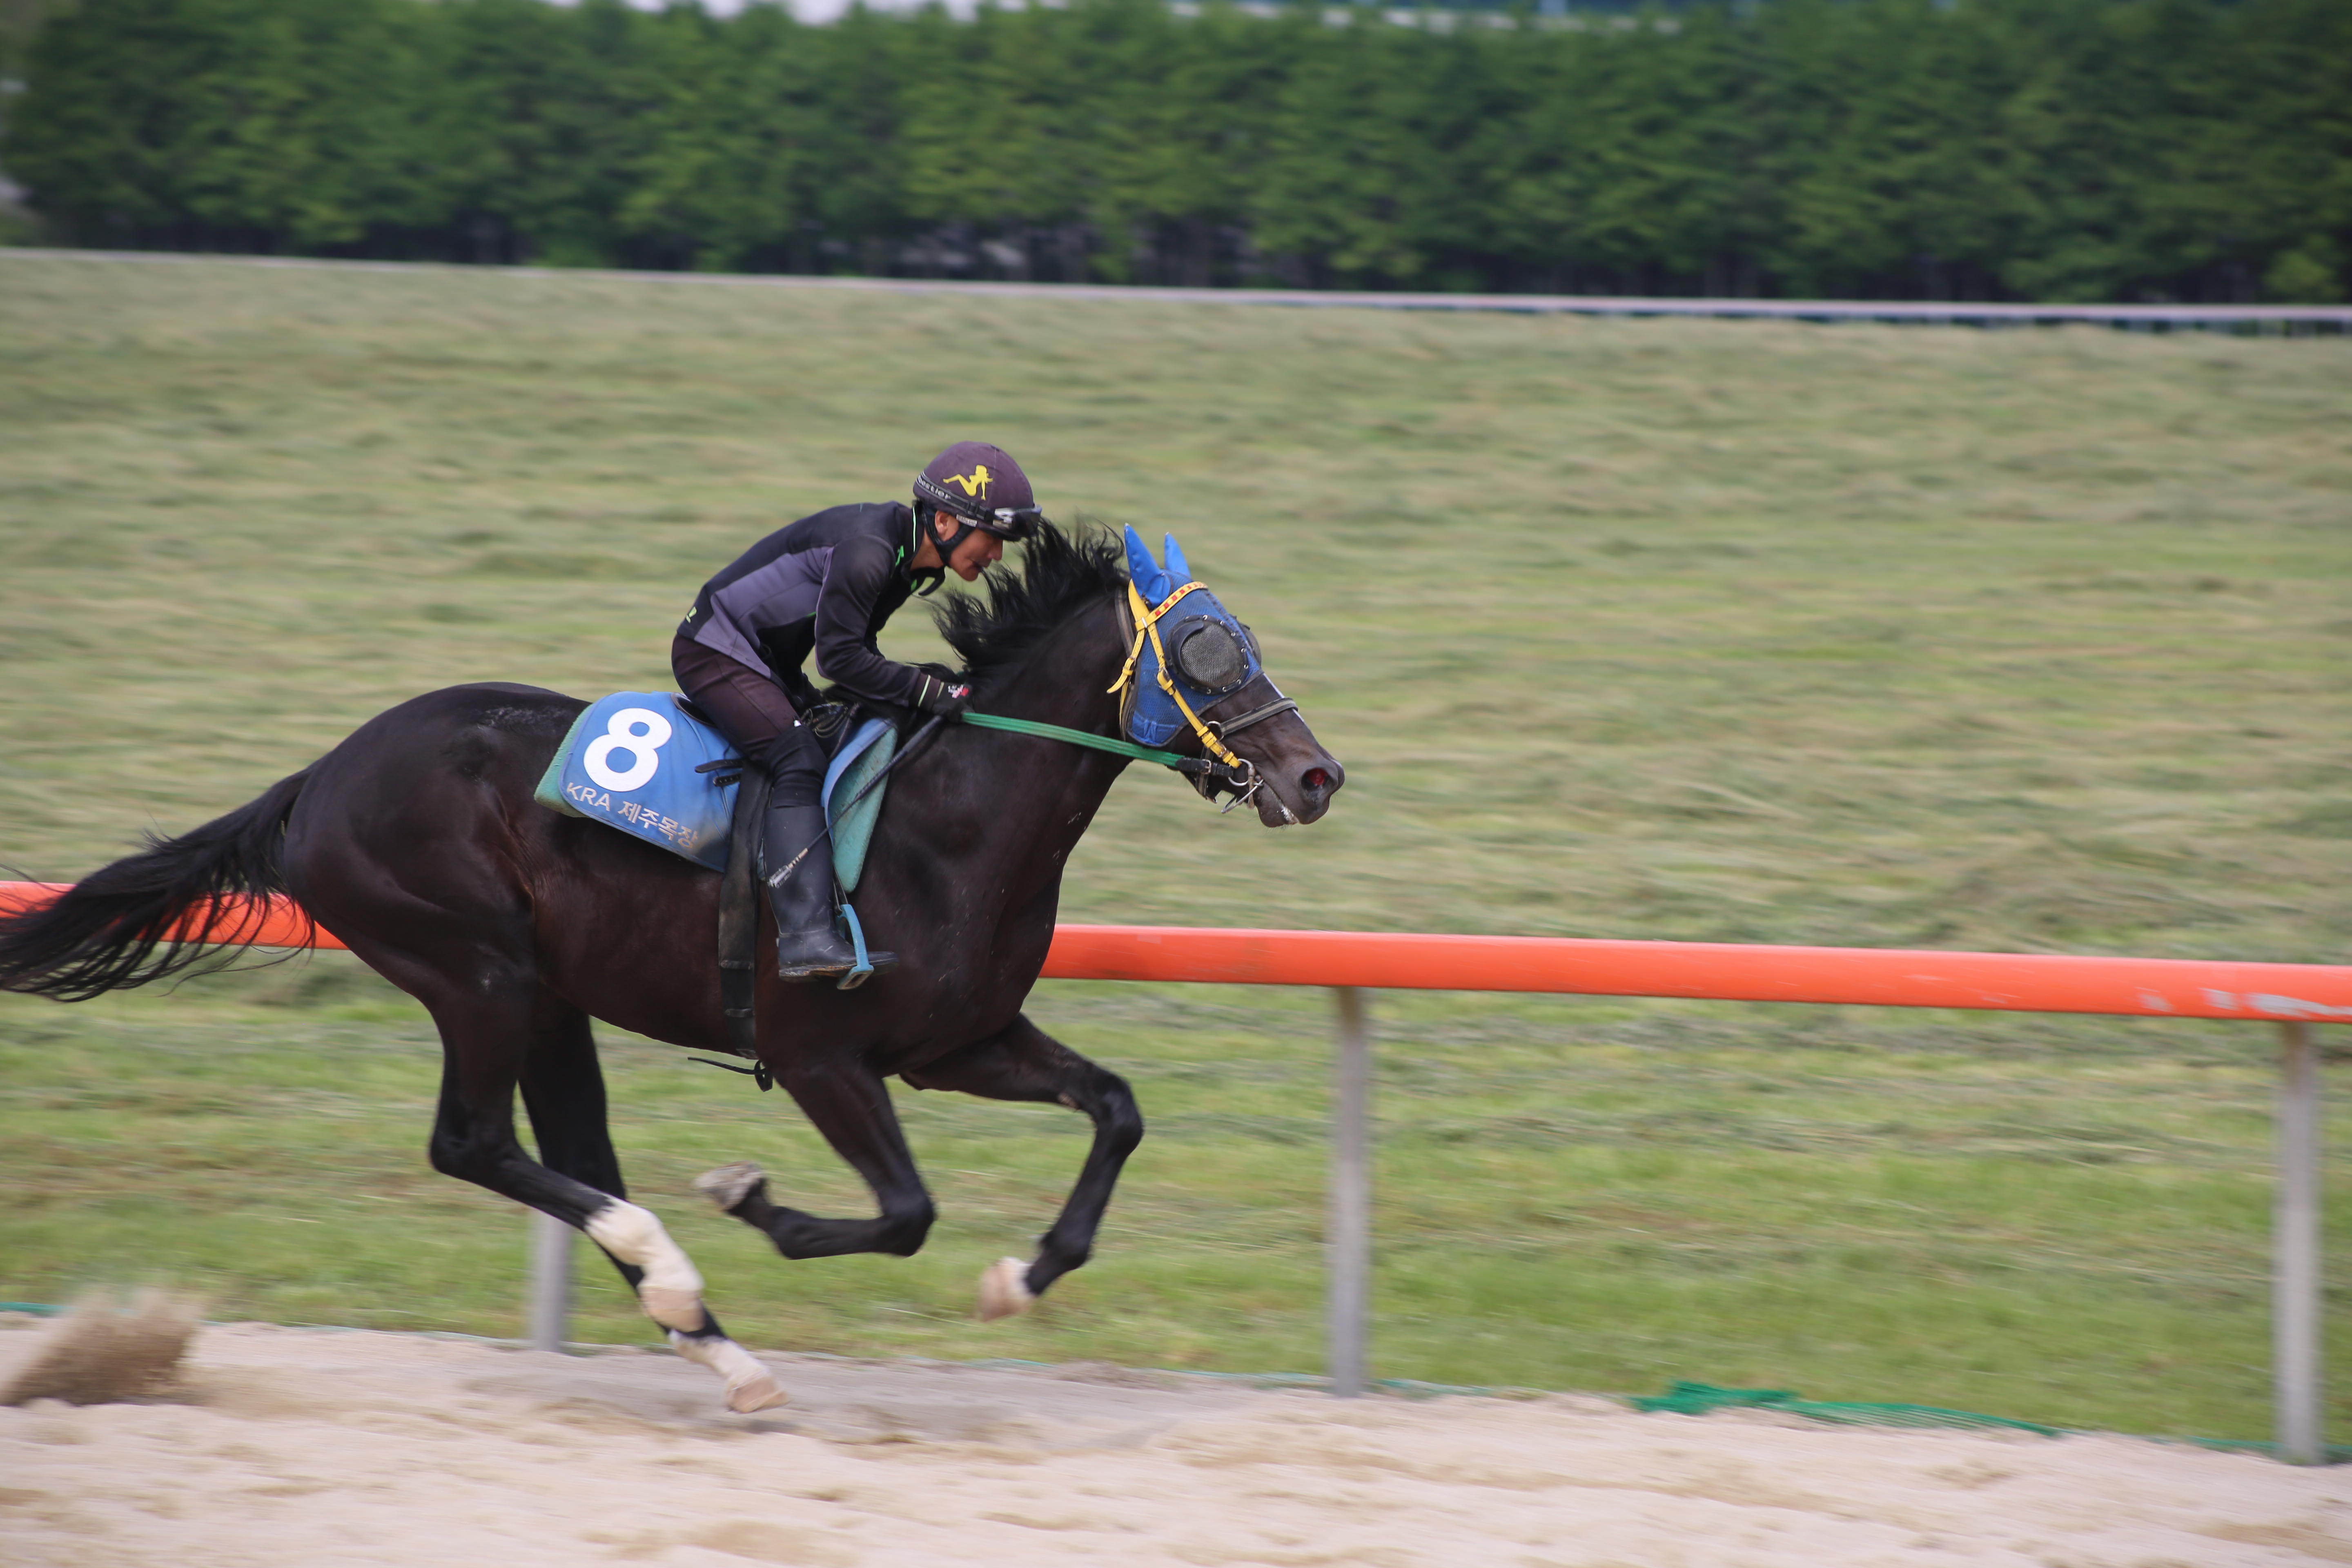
left=2, top=1316, right=2345, bottom=1566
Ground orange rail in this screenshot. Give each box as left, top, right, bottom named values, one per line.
left=5, top=882, right=2347, bottom=1021
left=0, top=882, right=347, bottom=952
left=1042, top=924, right=2352, bottom=1022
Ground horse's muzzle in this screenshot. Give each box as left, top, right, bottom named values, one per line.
left=1294, top=759, right=1343, bottom=821
left=1254, top=752, right=1341, bottom=826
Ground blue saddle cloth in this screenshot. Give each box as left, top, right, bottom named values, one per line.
left=534, top=693, right=896, bottom=889
left=533, top=693, right=739, bottom=871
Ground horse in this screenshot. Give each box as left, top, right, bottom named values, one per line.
left=0, top=522, right=1343, bottom=1412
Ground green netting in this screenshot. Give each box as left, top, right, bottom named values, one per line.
left=1633, top=1380, right=2065, bottom=1436
left=1633, top=1381, right=2352, bottom=1462
left=2179, top=1435, right=2352, bottom=1464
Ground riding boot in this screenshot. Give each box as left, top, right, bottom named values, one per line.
left=761, top=800, right=897, bottom=984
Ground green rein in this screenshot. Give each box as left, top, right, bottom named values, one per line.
left=958, top=711, right=1189, bottom=769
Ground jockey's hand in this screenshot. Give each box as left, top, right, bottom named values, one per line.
left=916, top=675, right=973, bottom=719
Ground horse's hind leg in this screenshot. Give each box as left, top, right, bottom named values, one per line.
left=517, top=1005, right=628, bottom=1208
left=900, top=1014, right=1143, bottom=1321
left=514, top=1002, right=784, bottom=1412
left=361, top=941, right=779, bottom=1412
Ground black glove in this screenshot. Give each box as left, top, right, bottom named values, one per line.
left=914, top=673, right=973, bottom=719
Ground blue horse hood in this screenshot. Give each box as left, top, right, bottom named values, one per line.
left=1121, top=526, right=1263, bottom=750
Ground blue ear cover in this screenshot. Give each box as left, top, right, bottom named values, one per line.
left=1122, top=525, right=1172, bottom=606
left=1114, top=525, right=1264, bottom=751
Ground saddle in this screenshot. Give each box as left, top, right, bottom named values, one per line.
left=531, top=693, right=898, bottom=889
left=534, top=692, right=908, bottom=1073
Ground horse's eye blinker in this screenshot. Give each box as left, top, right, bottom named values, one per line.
left=1170, top=619, right=1249, bottom=695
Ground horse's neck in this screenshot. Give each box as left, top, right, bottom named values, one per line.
left=898, top=595, right=1133, bottom=851
left=980, top=597, right=1128, bottom=734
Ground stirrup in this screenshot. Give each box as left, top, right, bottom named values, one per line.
left=775, top=900, right=896, bottom=987
left=833, top=900, right=889, bottom=991
left=776, top=939, right=856, bottom=982
left=775, top=942, right=900, bottom=985
left=831, top=949, right=900, bottom=990
left=775, top=949, right=900, bottom=984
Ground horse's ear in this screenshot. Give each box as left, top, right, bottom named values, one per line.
left=1161, top=533, right=1192, bottom=585
left=1122, top=525, right=1169, bottom=603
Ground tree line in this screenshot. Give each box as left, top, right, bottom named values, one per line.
left=3, top=0, right=2346, bottom=302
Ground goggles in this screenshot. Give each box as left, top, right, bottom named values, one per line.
left=961, top=505, right=1042, bottom=541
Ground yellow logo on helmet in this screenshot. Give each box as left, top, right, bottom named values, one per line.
left=942, top=465, right=992, bottom=499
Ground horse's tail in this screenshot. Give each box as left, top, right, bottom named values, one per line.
left=0, top=769, right=314, bottom=1001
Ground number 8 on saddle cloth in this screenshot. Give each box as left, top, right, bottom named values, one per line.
left=533, top=691, right=898, bottom=893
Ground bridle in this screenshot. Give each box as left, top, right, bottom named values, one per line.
left=1107, top=578, right=1297, bottom=815
left=846, top=575, right=1301, bottom=821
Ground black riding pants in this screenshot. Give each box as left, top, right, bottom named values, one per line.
left=671, top=636, right=825, bottom=810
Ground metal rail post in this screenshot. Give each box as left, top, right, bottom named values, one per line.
left=1329, top=986, right=1372, bottom=1397
left=528, top=1209, right=574, bottom=1354
left=2275, top=1021, right=2324, bottom=1463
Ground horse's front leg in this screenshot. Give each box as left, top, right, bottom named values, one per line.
left=900, top=1013, right=1144, bottom=1321
left=694, top=1055, right=939, bottom=1260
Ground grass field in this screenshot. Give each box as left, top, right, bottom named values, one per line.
left=2, top=252, right=2347, bottom=1441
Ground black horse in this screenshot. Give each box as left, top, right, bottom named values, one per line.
left=0, top=523, right=1342, bottom=1411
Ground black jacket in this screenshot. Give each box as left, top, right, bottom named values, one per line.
left=677, top=502, right=938, bottom=710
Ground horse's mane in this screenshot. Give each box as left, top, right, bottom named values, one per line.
left=931, top=520, right=1127, bottom=691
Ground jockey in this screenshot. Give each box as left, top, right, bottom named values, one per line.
left=673, top=441, right=1042, bottom=982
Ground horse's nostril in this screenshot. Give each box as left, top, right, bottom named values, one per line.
left=1303, top=768, right=1331, bottom=792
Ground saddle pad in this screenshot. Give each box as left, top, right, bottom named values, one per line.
left=534, top=693, right=739, bottom=873
left=822, top=717, right=897, bottom=894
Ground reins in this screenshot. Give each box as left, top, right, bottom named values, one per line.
left=950, top=579, right=1294, bottom=810
left=959, top=711, right=1186, bottom=766
left=826, top=689, right=1281, bottom=832
left=837, top=576, right=1292, bottom=823
left=955, top=710, right=1266, bottom=811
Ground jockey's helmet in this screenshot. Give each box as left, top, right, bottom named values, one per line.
left=914, top=442, right=1041, bottom=543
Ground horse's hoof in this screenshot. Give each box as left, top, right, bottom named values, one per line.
left=670, top=1330, right=790, bottom=1413
left=693, top=1162, right=766, bottom=1213
left=725, top=1368, right=790, bottom=1414
left=977, top=1256, right=1036, bottom=1322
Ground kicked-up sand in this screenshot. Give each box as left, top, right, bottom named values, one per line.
left=1, top=1313, right=2345, bottom=1566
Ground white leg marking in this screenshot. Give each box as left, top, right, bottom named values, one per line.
left=976, top=1256, right=1037, bottom=1322
left=671, top=1330, right=788, bottom=1413
left=584, top=1199, right=707, bottom=1332
left=693, top=1162, right=765, bottom=1212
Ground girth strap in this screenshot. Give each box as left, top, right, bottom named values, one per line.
left=715, top=766, right=771, bottom=1062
